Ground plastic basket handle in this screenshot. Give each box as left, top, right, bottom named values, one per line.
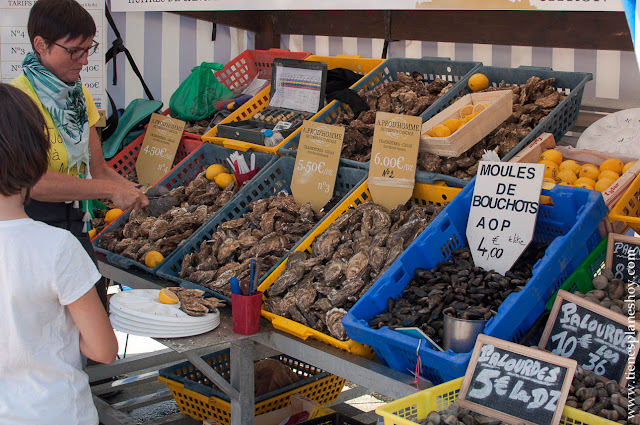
left=335, top=55, right=363, bottom=58
left=271, top=316, right=314, bottom=340
left=267, top=48, right=294, bottom=53
left=518, top=65, right=553, bottom=71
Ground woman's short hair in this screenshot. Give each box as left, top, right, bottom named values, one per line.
left=28, top=0, right=96, bottom=49
left=0, top=84, right=50, bottom=199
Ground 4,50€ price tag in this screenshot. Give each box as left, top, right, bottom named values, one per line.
left=291, top=121, right=344, bottom=212
left=135, top=113, right=185, bottom=186
left=368, top=112, right=421, bottom=212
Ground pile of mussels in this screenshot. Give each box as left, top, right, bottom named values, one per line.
left=368, top=245, right=547, bottom=345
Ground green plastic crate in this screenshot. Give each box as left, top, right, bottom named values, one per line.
left=545, top=236, right=608, bottom=310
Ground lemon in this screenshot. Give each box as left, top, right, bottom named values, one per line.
left=557, top=169, right=577, bottom=184
left=431, top=124, right=452, bottom=137
left=559, top=182, right=572, bottom=186
left=543, top=177, right=559, bottom=184
left=559, top=160, right=581, bottom=175
left=539, top=160, right=559, bottom=180
left=623, top=161, right=636, bottom=174
left=443, top=119, right=462, bottom=133
left=575, top=177, right=597, bottom=188
left=206, top=164, right=228, bottom=181
left=468, top=73, right=489, bottom=92
left=579, top=165, right=600, bottom=181
left=88, top=228, right=97, bottom=239
left=598, top=170, right=619, bottom=182
left=473, top=103, right=488, bottom=114
left=214, top=172, right=235, bottom=189
left=104, top=208, right=124, bottom=224
left=158, top=288, right=179, bottom=305
left=599, top=158, right=624, bottom=175
left=595, top=177, right=616, bottom=193
left=145, top=250, right=164, bottom=268
left=459, top=104, right=475, bottom=117
left=539, top=149, right=563, bottom=166
left=574, top=181, right=595, bottom=190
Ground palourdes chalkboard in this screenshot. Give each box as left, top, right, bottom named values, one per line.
left=606, top=234, right=640, bottom=284
left=540, top=290, right=639, bottom=387
left=459, top=335, right=576, bottom=425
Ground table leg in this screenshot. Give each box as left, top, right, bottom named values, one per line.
left=230, top=339, right=255, bottom=425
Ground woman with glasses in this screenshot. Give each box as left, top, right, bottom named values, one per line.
left=11, top=0, right=148, bottom=309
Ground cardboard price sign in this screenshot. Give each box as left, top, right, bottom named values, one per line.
left=465, top=161, right=545, bottom=275
left=291, top=121, right=344, bottom=212
left=539, top=290, right=640, bottom=386
left=368, top=112, right=421, bottom=212
left=459, top=335, right=576, bottom=425
left=135, top=113, right=185, bottom=186
left=606, top=234, right=640, bottom=284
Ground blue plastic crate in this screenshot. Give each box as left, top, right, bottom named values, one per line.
left=279, top=57, right=481, bottom=177
left=93, top=143, right=277, bottom=275
left=156, top=156, right=368, bottom=302
left=343, top=181, right=608, bottom=385
left=418, top=65, right=593, bottom=187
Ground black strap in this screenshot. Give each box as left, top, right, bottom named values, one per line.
left=101, top=90, right=121, bottom=140
left=104, top=3, right=154, bottom=101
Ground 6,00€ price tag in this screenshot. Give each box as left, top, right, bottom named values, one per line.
left=368, top=112, right=421, bottom=212
left=291, top=121, right=344, bottom=212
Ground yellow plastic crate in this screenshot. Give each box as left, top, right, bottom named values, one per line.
left=376, top=377, right=617, bottom=425
left=609, top=172, right=640, bottom=233
left=158, top=350, right=346, bottom=424
left=202, top=55, right=384, bottom=154
left=257, top=180, right=461, bottom=357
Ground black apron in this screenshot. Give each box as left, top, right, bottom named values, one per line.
left=26, top=200, right=108, bottom=310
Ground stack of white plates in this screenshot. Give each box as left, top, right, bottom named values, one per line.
left=109, top=289, right=220, bottom=338
left=577, top=108, right=640, bottom=157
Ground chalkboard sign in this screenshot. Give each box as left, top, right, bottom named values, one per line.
left=539, top=289, right=639, bottom=387
left=459, top=335, right=575, bottom=425
left=606, top=233, right=640, bottom=284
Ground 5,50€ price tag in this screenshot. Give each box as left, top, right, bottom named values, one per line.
left=291, top=121, right=344, bottom=212
left=368, top=112, right=421, bottom=212
left=135, top=113, right=185, bottom=187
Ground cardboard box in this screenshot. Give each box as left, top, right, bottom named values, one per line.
left=203, top=394, right=334, bottom=425
left=509, top=133, right=640, bottom=233
left=420, top=90, right=512, bottom=157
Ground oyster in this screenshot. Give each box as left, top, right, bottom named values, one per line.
left=326, top=308, right=348, bottom=341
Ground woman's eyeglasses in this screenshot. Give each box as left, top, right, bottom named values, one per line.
left=50, top=40, right=99, bottom=61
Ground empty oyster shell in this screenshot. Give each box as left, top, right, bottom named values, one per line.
left=326, top=308, right=348, bottom=341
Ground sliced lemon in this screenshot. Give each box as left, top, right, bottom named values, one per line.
left=159, top=288, right=179, bottom=304
left=473, top=103, right=488, bottom=114
left=459, top=104, right=474, bottom=117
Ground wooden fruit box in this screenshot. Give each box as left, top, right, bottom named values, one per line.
left=509, top=132, right=640, bottom=233
left=419, top=90, right=512, bottom=157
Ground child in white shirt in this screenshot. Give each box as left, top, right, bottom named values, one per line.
left=0, top=83, right=118, bottom=424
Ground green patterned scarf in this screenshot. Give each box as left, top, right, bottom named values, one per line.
left=22, top=52, right=91, bottom=177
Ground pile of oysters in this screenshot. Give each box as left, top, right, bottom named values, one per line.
left=262, top=200, right=446, bottom=341
left=167, top=287, right=225, bottom=317
left=331, top=72, right=453, bottom=163
left=178, top=193, right=326, bottom=296
left=417, top=76, right=565, bottom=180
left=98, top=171, right=237, bottom=263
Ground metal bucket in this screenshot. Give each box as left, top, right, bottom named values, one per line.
left=443, top=314, right=488, bottom=353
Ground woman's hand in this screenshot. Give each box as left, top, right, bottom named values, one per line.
left=110, top=183, right=149, bottom=211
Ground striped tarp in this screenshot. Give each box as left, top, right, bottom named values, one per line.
left=106, top=11, right=640, bottom=112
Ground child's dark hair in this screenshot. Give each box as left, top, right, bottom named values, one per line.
left=0, top=84, right=49, bottom=200
left=28, top=0, right=96, bottom=50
